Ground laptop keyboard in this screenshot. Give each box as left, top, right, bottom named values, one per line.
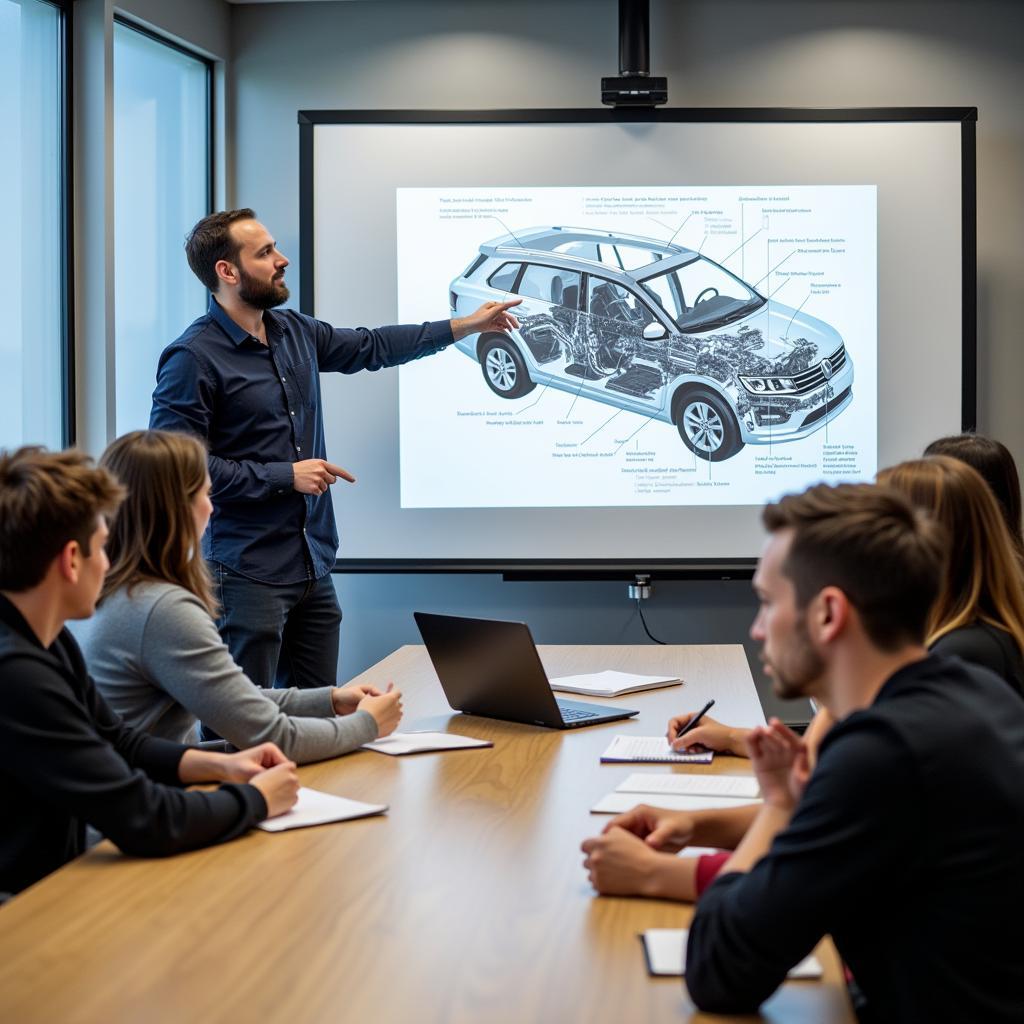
left=560, top=707, right=598, bottom=721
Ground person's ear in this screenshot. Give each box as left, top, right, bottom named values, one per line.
left=214, top=259, right=239, bottom=288
left=815, top=586, right=849, bottom=644
left=57, top=539, right=81, bottom=585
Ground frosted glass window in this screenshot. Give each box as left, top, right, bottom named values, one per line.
left=0, top=0, right=66, bottom=450
left=114, top=21, right=209, bottom=434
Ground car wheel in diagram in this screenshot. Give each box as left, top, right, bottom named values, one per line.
left=479, top=337, right=536, bottom=399
left=675, top=388, right=743, bottom=462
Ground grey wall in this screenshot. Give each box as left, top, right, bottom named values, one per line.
left=229, top=0, right=1024, bottom=715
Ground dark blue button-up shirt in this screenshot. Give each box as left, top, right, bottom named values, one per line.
left=150, top=298, right=453, bottom=584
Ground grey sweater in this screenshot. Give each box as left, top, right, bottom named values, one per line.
left=73, top=582, right=377, bottom=763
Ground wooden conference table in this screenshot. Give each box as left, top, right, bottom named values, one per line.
left=0, top=644, right=854, bottom=1024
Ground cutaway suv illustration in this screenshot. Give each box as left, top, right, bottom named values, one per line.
left=449, top=227, right=854, bottom=461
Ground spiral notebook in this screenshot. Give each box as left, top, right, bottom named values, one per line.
left=600, top=735, right=713, bottom=765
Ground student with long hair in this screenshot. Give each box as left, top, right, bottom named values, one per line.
left=877, top=454, right=1024, bottom=697
left=75, top=430, right=402, bottom=762
left=924, top=433, right=1024, bottom=558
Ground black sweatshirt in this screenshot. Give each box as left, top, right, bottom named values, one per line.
left=0, top=595, right=267, bottom=895
left=686, top=654, right=1024, bottom=1023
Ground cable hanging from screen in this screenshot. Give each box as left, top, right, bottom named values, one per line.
left=636, top=598, right=666, bottom=645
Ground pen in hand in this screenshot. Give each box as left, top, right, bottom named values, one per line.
left=669, top=698, right=716, bottom=749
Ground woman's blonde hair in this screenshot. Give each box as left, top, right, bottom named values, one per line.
left=99, top=430, right=216, bottom=615
left=877, top=455, right=1024, bottom=652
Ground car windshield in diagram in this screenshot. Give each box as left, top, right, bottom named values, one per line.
left=449, top=227, right=854, bottom=462
left=639, top=257, right=765, bottom=333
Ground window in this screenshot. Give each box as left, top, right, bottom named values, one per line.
left=114, top=20, right=210, bottom=434
left=0, top=0, right=69, bottom=450
left=517, top=265, right=580, bottom=308
left=487, top=262, right=521, bottom=292
left=641, top=257, right=763, bottom=332
left=553, top=240, right=598, bottom=261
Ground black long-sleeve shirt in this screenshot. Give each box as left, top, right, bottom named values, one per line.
left=930, top=622, right=1024, bottom=699
left=686, top=654, right=1024, bottom=1023
left=0, top=595, right=267, bottom=895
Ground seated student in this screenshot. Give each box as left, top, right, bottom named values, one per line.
left=924, top=432, right=1024, bottom=559
left=583, top=456, right=1024, bottom=902
left=878, top=455, right=1024, bottom=698
left=74, top=430, right=402, bottom=762
left=679, top=483, right=1024, bottom=1020
left=0, top=446, right=299, bottom=896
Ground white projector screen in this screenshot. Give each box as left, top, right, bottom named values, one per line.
left=300, top=109, right=976, bottom=570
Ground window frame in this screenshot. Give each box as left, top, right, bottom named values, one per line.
left=112, top=15, right=215, bottom=219
left=20, top=0, right=76, bottom=446
left=110, top=14, right=215, bottom=437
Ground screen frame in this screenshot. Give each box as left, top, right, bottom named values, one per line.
left=298, top=107, right=977, bottom=579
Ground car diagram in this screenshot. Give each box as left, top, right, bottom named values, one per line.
left=448, top=226, right=853, bottom=461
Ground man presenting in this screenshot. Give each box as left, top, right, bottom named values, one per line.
left=151, top=208, right=519, bottom=689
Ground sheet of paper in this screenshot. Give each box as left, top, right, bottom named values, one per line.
left=592, top=791, right=761, bottom=814
left=642, top=929, right=823, bottom=979
left=616, top=772, right=760, bottom=799
left=600, top=735, right=713, bottom=764
left=548, top=669, right=681, bottom=697
left=256, top=787, right=387, bottom=832
left=362, top=731, right=493, bottom=756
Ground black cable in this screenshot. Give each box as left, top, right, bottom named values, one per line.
left=636, top=598, right=666, bottom=644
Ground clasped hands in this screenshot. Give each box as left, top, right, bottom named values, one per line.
left=176, top=682, right=409, bottom=823
left=331, top=682, right=403, bottom=737
left=179, top=742, right=299, bottom=818
left=581, top=804, right=697, bottom=898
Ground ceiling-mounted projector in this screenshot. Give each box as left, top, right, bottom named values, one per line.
left=602, top=0, right=667, bottom=108
left=601, top=74, right=668, bottom=108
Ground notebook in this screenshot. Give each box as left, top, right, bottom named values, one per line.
left=256, top=787, right=387, bottom=832
left=548, top=669, right=681, bottom=698
left=615, top=772, right=760, bottom=799
left=600, top=735, right=713, bottom=765
left=641, top=929, right=823, bottom=979
left=362, top=731, right=493, bottom=756
left=592, top=791, right=759, bottom=815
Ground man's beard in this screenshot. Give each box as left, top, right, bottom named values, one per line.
left=765, top=613, right=825, bottom=700
left=238, top=266, right=289, bottom=309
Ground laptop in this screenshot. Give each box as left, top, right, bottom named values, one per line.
left=414, top=612, right=639, bottom=729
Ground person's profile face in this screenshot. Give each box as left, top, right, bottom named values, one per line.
left=750, top=530, right=824, bottom=699
left=69, top=516, right=110, bottom=621
left=191, top=474, right=213, bottom=541
left=228, top=219, right=290, bottom=309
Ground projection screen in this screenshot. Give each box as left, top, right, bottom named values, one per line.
left=299, top=109, right=976, bottom=573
